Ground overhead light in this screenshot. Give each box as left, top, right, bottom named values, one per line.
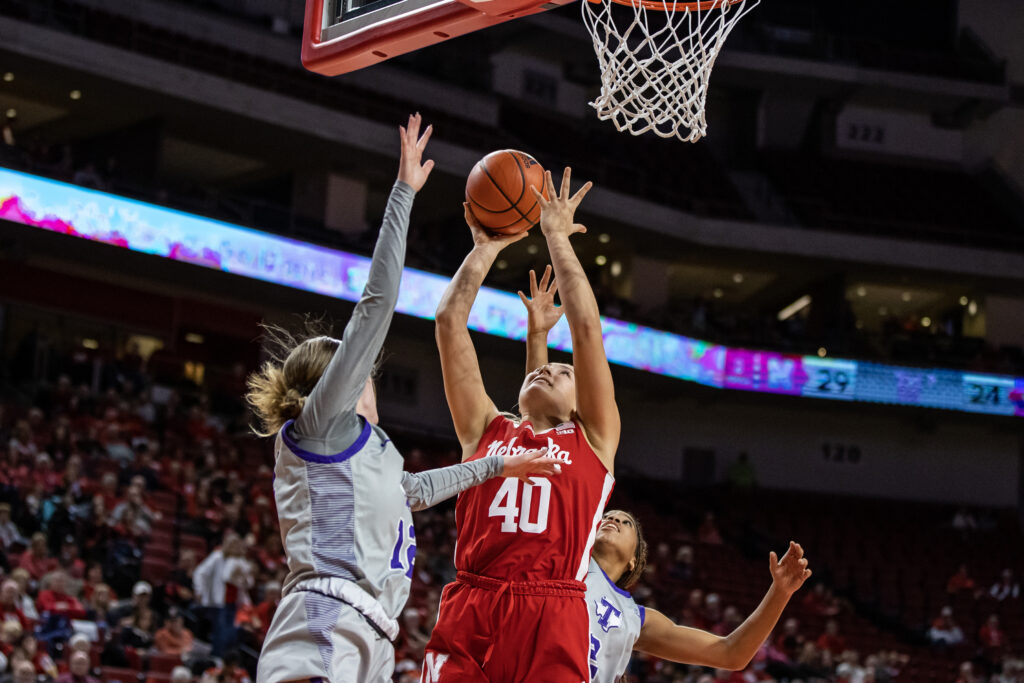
left=69, top=90, right=82, bottom=100
left=968, top=300, right=978, bottom=316
left=856, top=286, right=867, bottom=297
left=610, top=261, right=622, bottom=277
left=4, top=109, right=15, bottom=119
left=2, top=72, right=12, bottom=83
left=817, top=347, right=827, bottom=358
left=81, top=338, right=99, bottom=350
left=901, top=291, right=912, bottom=302
left=598, top=233, right=610, bottom=244
left=526, top=244, right=538, bottom=255
left=777, top=294, right=811, bottom=321
left=732, top=273, right=744, bottom=284
left=496, top=259, right=507, bottom=270
left=921, top=316, right=932, bottom=327
left=185, top=333, right=205, bottom=344
left=712, top=288, right=724, bottom=299
left=959, top=296, right=968, bottom=306
left=595, top=255, right=607, bottom=266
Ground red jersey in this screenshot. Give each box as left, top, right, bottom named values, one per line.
left=455, top=415, right=614, bottom=582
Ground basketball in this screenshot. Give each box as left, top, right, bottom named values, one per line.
left=465, top=149, right=548, bottom=235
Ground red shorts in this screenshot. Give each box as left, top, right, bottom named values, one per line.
left=421, top=571, right=590, bottom=683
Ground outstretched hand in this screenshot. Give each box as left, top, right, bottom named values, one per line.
left=464, top=202, right=529, bottom=253
left=530, top=167, right=592, bottom=238
left=397, top=113, right=434, bottom=192
left=502, top=447, right=563, bottom=484
left=770, top=541, right=812, bottom=596
left=518, top=265, right=563, bottom=334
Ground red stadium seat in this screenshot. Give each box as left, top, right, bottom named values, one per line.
left=147, top=653, right=182, bottom=673
left=101, top=667, right=142, bottom=683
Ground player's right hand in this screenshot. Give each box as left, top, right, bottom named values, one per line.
left=502, top=446, right=563, bottom=483
left=397, top=113, right=434, bottom=192
left=464, top=202, right=529, bottom=253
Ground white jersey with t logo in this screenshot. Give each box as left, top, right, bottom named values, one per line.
left=585, top=557, right=645, bottom=683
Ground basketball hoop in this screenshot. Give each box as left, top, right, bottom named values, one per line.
left=581, top=0, right=759, bottom=142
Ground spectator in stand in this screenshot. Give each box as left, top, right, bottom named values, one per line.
left=193, top=533, right=251, bottom=656
left=774, top=617, right=804, bottom=662
left=802, top=583, right=841, bottom=617
left=19, top=533, right=57, bottom=580
left=714, top=606, right=743, bottom=637
left=8, top=570, right=38, bottom=622
left=0, top=620, right=23, bottom=655
left=978, top=614, right=1006, bottom=662
left=23, top=635, right=58, bottom=679
left=726, top=452, right=757, bottom=490
left=96, top=474, right=120, bottom=512
left=110, top=485, right=158, bottom=536
left=235, top=581, right=278, bottom=646
left=928, top=606, right=965, bottom=646
left=990, top=569, right=1020, bottom=601
left=170, top=666, right=193, bottom=683
left=119, top=601, right=156, bottom=649
left=36, top=571, right=86, bottom=620
left=703, top=593, right=723, bottom=632
left=946, top=563, right=977, bottom=596
left=669, top=544, right=696, bottom=583
left=200, top=651, right=250, bottom=683
left=54, top=651, right=97, bottom=683
left=154, top=607, right=194, bottom=656
left=9, top=660, right=37, bottom=683
left=7, top=421, right=37, bottom=461
left=164, top=550, right=198, bottom=614
left=0, top=581, right=28, bottom=631
left=0, top=504, right=26, bottom=551
left=697, top=512, right=723, bottom=545
left=815, top=619, right=847, bottom=656
left=955, top=660, right=978, bottom=683
left=84, top=583, right=115, bottom=632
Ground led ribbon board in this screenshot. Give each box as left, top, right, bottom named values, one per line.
left=1, top=167, right=1022, bottom=418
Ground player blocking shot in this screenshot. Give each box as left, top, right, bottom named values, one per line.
left=587, top=511, right=811, bottom=682
left=423, top=168, right=620, bottom=683
left=247, top=115, right=562, bottom=683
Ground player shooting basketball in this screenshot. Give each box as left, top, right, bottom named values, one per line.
left=247, top=115, right=562, bottom=683
left=518, top=273, right=812, bottom=682
left=423, top=168, right=618, bottom=682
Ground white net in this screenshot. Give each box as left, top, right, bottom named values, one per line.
left=581, top=0, right=759, bottom=142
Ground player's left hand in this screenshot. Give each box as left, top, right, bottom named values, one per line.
left=532, top=168, right=591, bottom=238
left=502, top=447, right=563, bottom=483
left=770, top=541, right=811, bottom=596
left=397, top=113, right=434, bottom=192
left=518, top=265, right=563, bottom=334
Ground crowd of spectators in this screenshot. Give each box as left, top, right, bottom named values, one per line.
left=0, top=332, right=1021, bottom=683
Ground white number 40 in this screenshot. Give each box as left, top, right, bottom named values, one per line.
left=488, top=477, right=551, bottom=534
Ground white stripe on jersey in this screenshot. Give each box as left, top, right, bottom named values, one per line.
left=575, top=473, right=616, bottom=581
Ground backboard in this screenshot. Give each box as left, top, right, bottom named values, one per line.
left=302, top=0, right=573, bottom=76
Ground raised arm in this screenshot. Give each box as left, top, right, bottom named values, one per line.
left=295, top=114, right=433, bottom=437
left=401, top=447, right=560, bottom=511
left=532, top=169, right=620, bottom=468
left=435, top=205, right=526, bottom=456
left=634, top=542, right=811, bottom=670
left=518, top=265, right=563, bottom=374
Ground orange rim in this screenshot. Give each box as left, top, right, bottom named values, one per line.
left=592, top=0, right=745, bottom=11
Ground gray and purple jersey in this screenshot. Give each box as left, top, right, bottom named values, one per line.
left=586, top=557, right=646, bottom=683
